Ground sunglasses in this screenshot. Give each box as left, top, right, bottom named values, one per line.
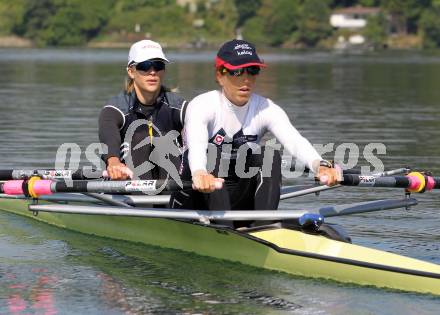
left=134, top=60, right=166, bottom=72
left=221, top=66, right=261, bottom=77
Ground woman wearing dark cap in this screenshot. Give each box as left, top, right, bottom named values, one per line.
left=175, top=39, right=340, bottom=211
left=99, top=40, right=187, bottom=181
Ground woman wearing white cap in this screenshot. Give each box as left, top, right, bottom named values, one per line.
left=175, top=39, right=341, bottom=214
left=99, top=40, right=187, bottom=180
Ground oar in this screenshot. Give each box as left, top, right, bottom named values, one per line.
left=0, top=167, right=317, bottom=181
left=0, top=179, right=192, bottom=197
left=27, top=197, right=417, bottom=223
left=282, top=172, right=439, bottom=201
left=0, top=192, right=171, bottom=206
left=0, top=169, right=108, bottom=180
left=280, top=167, right=410, bottom=200
left=0, top=166, right=400, bottom=181
left=3, top=169, right=436, bottom=199
left=340, top=173, right=440, bottom=191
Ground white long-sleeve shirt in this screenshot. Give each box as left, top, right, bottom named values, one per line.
left=185, top=90, right=322, bottom=175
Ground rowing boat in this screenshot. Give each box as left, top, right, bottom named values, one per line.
left=0, top=169, right=439, bottom=295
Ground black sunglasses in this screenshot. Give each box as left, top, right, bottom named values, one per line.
left=221, top=66, right=261, bottom=77
left=134, top=60, right=166, bottom=72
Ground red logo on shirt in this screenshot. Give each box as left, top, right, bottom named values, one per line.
left=213, top=134, right=224, bottom=145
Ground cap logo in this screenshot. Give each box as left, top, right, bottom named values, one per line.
left=141, top=44, right=160, bottom=49
left=234, top=43, right=253, bottom=56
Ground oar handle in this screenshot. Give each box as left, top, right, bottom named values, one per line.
left=341, top=173, right=440, bottom=192
left=1, top=178, right=192, bottom=197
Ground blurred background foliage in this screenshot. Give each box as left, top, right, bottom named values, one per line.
left=0, top=0, right=440, bottom=48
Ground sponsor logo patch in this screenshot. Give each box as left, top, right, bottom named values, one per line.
left=213, top=134, right=225, bottom=145
left=359, top=175, right=376, bottom=186
left=124, top=180, right=157, bottom=192
left=43, top=170, right=73, bottom=179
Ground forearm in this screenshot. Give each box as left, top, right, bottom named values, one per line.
left=184, top=101, right=212, bottom=175
left=98, top=107, right=124, bottom=162
left=266, top=106, right=321, bottom=172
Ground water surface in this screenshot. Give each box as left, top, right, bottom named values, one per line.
left=0, top=48, right=439, bottom=314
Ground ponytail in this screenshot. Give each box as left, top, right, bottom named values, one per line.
left=125, top=76, right=135, bottom=93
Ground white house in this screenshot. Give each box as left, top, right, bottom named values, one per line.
left=330, top=6, right=381, bottom=29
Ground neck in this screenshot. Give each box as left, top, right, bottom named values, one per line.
left=134, top=86, right=161, bottom=105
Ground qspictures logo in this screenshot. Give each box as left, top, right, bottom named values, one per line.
left=54, top=128, right=387, bottom=195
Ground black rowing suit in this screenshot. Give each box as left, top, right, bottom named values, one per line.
left=98, top=88, right=187, bottom=181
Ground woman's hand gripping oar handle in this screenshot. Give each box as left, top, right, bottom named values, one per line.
left=317, top=163, right=343, bottom=186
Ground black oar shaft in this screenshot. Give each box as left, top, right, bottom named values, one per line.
left=0, top=169, right=101, bottom=180
left=0, top=178, right=192, bottom=196
left=51, top=179, right=191, bottom=194
left=0, top=170, right=13, bottom=180
left=341, top=174, right=440, bottom=190
left=342, top=174, right=410, bottom=187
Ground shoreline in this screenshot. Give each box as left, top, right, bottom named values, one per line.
left=0, top=36, right=33, bottom=48
left=0, top=35, right=427, bottom=51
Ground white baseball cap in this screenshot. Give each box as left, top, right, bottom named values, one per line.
left=127, top=40, right=169, bottom=66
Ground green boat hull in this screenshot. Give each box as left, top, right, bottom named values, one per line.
left=1, top=198, right=439, bottom=295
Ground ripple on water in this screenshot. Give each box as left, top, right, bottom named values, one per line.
left=1, top=50, right=440, bottom=314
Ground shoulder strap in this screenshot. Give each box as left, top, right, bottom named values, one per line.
left=180, top=100, right=189, bottom=126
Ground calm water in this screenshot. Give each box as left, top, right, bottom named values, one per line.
left=0, top=48, right=439, bottom=314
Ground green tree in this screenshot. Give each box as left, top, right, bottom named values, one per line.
left=14, top=0, right=113, bottom=46
left=420, top=7, right=440, bottom=48
left=106, top=4, right=190, bottom=39
left=42, top=0, right=113, bottom=45
left=331, top=0, right=358, bottom=8
left=241, top=16, right=265, bottom=44
left=256, top=0, right=301, bottom=46
left=297, top=0, right=332, bottom=47
left=0, top=0, right=26, bottom=35
left=363, top=12, right=388, bottom=48
left=382, top=0, right=431, bottom=33
left=15, top=0, right=57, bottom=40
left=330, top=0, right=380, bottom=7
left=113, top=0, right=173, bottom=12
left=359, top=0, right=381, bottom=6
left=234, top=0, right=261, bottom=28
left=198, top=0, right=237, bottom=41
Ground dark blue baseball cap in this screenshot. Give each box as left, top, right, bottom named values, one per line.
left=215, top=39, right=266, bottom=70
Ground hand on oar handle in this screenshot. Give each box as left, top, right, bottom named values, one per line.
left=192, top=170, right=224, bottom=193
left=317, top=164, right=343, bottom=186
left=106, top=157, right=133, bottom=180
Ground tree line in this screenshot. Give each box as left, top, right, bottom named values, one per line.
left=0, top=0, right=440, bottom=48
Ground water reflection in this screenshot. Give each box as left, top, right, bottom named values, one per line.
left=6, top=270, right=57, bottom=315
left=0, top=48, right=439, bottom=314
left=1, top=210, right=439, bottom=315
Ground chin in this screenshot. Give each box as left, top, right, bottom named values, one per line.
left=146, top=86, right=160, bottom=93
left=239, top=94, right=251, bottom=101
left=235, top=97, right=250, bottom=105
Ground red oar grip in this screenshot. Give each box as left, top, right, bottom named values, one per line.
left=32, top=180, right=53, bottom=196
left=1, top=179, right=53, bottom=197
left=425, top=176, right=436, bottom=191
left=2, top=180, right=25, bottom=195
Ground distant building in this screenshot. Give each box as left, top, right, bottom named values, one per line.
left=176, top=0, right=219, bottom=13
left=330, top=6, right=381, bottom=29
left=176, top=0, right=198, bottom=13
left=330, top=6, right=382, bottom=50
